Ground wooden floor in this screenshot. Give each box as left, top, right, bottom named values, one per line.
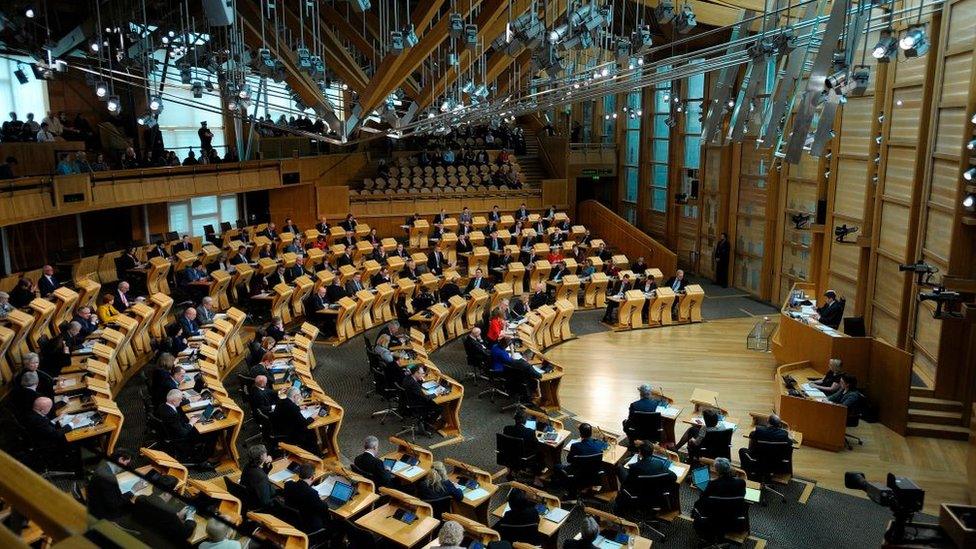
left=545, top=317, right=969, bottom=515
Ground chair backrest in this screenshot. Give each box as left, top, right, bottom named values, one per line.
left=625, top=410, right=663, bottom=443
left=699, top=494, right=749, bottom=536
left=625, top=472, right=678, bottom=510
left=497, top=521, right=540, bottom=545
left=223, top=475, right=252, bottom=513
left=753, top=440, right=793, bottom=476
left=699, top=428, right=734, bottom=460
left=567, top=452, right=605, bottom=491
left=496, top=432, right=533, bottom=471
left=422, top=494, right=453, bottom=519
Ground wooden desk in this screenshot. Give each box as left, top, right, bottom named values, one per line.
left=423, top=368, right=464, bottom=438
left=534, top=361, right=564, bottom=413
left=491, top=482, right=567, bottom=549
left=188, top=396, right=243, bottom=471
left=420, top=512, right=499, bottom=548
left=646, top=287, right=676, bottom=326
left=583, top=273, right=609, bottom=309
left=578, top=507, right=653, bottom=549
left=690, top=388, right=727, bottom=414
left=319, top=462, right=380, bottom=520
left=248, top=512, right=308, bottom=549
left=443, top=458, right=498, bottom=524
left=382, top=437, right=433, bottom=485
left=775, top=362, right=847, bottom=451
left=355, top=489, right=440, bottom=549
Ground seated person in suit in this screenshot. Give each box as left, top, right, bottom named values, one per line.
left=153, top=364, right=186, bottom=407
left=38, top=264, right=62, bottom=298
left=249, top=375, right=277, bottom=416
left=810, top=358, right=844, bottom=395
left=664, top=270, right=687, bottom=293
left=374, top=334, right=405, bottom=386
left=13, top=352, right=54, bottom=399
left=335, top=247, right=355, bottom=269
left=114, top=281, right=133, bottom=312
left=399, top=259, right=420, bottom=281
left=495, top=489, right=541, bottom=544
left=87, top=449, right=135, bottom=520
left=326, top=277, right=349, bottom=303
left=502, top=408, right=539, bottom=448
left=527, top=283, right=547, bottom=310
left=172, top=234, right=194, bottom=254
left=199, top=517, right=243, bottom=549
left=196, top=296, right=216, bottom=326
left=455, top=234, right=473, bottom=256
left=248, top=336, right=276, bottom=368
left=413, top=287, right=436, bottom=312
left=579, top=258, right=596, bottom=278
left=371, top=266, right=392, bottom=287
left=156, top=388, right=196, bottom=439
left=632, top=256, right=648, bottom=274
left=814, top=290, right=844, bottom=329
left=557, top=423, right=608, bottom=479
left=622, top=383, right=666, bottom=443
left=283, top=463, right=334, bottom=533
left=427, top=246, right=448, bottom=275
left=674, top=408, right=722, bottom=457
left=417, top=461, right=463, bottom=512
left=241, top=444, right=277, bottom=511
left=439, top=276, right=462, bottom=303
left=10, top=277, right=36, bottom=308
left=827, top=374, right=863, bottom=408
left=463, top=327, right=490, bottom=371
left=617, top=440, right=675, bottom=490
left=564, top=517, right=601, bottom=549
left=97, top=294, right=121, bottom=324
left=229, top=245, right=249, bottom=265
left=266, top=265, right=287, bottom=288
left=72, top=306, right=99, bottom=337
left=127, top=474, right=196, bottom=542
left=465, top=268, right=491, bottom=293
left=738, top=413, right=792, bottom=479
left=25, top=396, right=79, bottom=469
left=490, top=337, right=541, bottom=400
left=41, top=321, right=81, bottom=377
left=692, top=457, right=747, bottom=540
left=11, top=371, right=43, bottom=419
left=147, top=242, right=169, bottom=260
left=595, top=242, right=612, bottom=262
left=344, top=272, right=365, bottom=296
left=265, top=316, right=286, bottom=342
left=353, top=435, right=394, bottom=488
left=272, top=386, right=316, bottom=452
left=602, top=274, right=634, bottom=323
left=339, top=214, right=358, bottom=232
left=183, top=261, right=209, bottom=288
left=179, top=307, right=201, bottom=338
left=401, top=365, right=442, bottom=435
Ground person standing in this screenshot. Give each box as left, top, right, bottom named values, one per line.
left=198, top=121, right=214, bottom=152
left=713, top=232, right=730, bottom=288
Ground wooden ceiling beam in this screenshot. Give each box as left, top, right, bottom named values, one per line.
left=631, top=0, right=752, bottom=28
left=276, top=2, right=370, bottom=94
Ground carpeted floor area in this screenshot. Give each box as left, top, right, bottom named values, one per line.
left=4, top=279, right=923, bottom=547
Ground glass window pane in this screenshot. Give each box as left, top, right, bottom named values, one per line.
left=625, top=132, right=639, bottom=164
left=684, top=136, right=700, bottom=168
left=191, top=216, right=219, bottom=238
left=219, top=195, right=239, bottom=224
left=168, top=203, right=190, bottom=236
left=652, top=188, right=669, bottom=212
left=652, top=139, right=669, bottom=161
left=685, top=101, right=703, bottom=134
left=625, top=168, right=638, bottom=202
left=652, top=164, right=669, bottom=186
left=0, top=56, right=49, bottom=124
left=654, top=115, right=669, bottom=136
left=190, top=196, right=218, bottom=215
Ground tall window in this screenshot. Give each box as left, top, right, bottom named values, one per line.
left=168, top=195, right=239, bottom=237
left=581, top=100, right=593, bottom=143
left=247, top=76, right=345, bottom=125
left=649, top=68, right=672, bottom=212
left=621, top=91, right=641, bottom=223
left=682, top=66, right=705, bottom=217
left=0, top=56, right=49, bottom=123
left=601, top=94, right=616, bottom=143
left=152, top=65, right=226, bottom=155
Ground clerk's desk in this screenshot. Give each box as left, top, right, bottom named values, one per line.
left=770, top=283, right=913, bottom=449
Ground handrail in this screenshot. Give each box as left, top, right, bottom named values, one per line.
left=576, top=199, right=677, bottom=275
left=0, top=450, right=90, bottom=541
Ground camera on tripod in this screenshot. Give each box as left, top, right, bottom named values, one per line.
left=845, top=472, right=924, bottom=543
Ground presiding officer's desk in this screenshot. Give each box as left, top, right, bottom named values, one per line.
left=770, top=283, right=913, bottom=451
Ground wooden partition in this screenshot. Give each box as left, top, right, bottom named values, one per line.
left=0, top=141, right=86, bottom=177
left=577, top=199, right=677, bottom=275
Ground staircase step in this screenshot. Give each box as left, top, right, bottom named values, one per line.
left=907, top=409, right=964, bottom=426
left=909, top=387, right=936, bottom=398
left=905, top=422, right=970, bottom=440
left=908, top=396, right=964, bottom=412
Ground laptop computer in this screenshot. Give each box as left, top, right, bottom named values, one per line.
left=200, top=404, right=217, bottom=422
left=325, top=481, right=354, bottom=510
left=692, top=466, right=710, bottom=491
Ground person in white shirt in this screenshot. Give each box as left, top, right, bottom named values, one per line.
left=36, top=122, right=55, bottom=142
left=42, top=111, right=62, bottom=136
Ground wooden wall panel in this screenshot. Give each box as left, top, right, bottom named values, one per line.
left=892, top=56, right=928, bottom=86
left=838, top=97, right=874, bottom=158
left=946, top=0, right=976, bottom=51
left=878, top=202, right=911, bottom=258
left=833, top=159, right=868, bottom=219
left=828, top=242, right=860, bottom=282
left=826, top=274, right=858, bottom=304
left=871, top=308, right=901, bottom=346
left=881, top=147, right=917, bottom=201
left=889, top=87, right=924, bottom=141
left=929, top=159, right=961, bottom=209
left=934, top=107, right=966, bottom=156
left=923, top=209, right=954, bottom=262
left=873, top=256, right=906, bottom=316
left=941, top=55, right=973, bottom=103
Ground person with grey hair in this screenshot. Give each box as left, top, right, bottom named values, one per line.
left=692, top=457, right=747, bottom=540
left=11, top=370, right=42, bottom=418
left=14, top=352, right=53, bottom=398
left=271, top=385, right=316, bottom=452
left=564, top=516, right=601, bottom=548
left=199, top=516, right=242, bottom=548
left=42, top=320, right=82, bottom=377
left=0, top=290, right=12, bottom=319
left=197, top=296, right=216, bottom=325
left=622, top=383, right=666, bottom=445
left=354, top=435, right=393, bottom=488
left=72, top=306, right=99, bottom=337
left=433, top=520, right=465, bottom=548
left=241, top=444, right=276, bottom=511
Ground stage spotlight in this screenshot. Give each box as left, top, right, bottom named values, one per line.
left=90, top=42, right=100, bottom=52
left=95, top=81, right=109, bottom=100
left=106, top=95, right=121, bottom=114
left=404, top=25, right=419, bottom=47
left=873, top=32, right=897, bottom=62
left=14, top=67, right=28, bottom=85
left=849, top=66, right=870, bottom=96
left=824, top=69, right=847, bottom=90
left=191, top=81, right=203, bottom=98
left=655, top=1, right=676, bottom=24
left=675, top=5, right=697, bottom=34
left=962, top=193, right=975, bottom=211
left=137, top=113, right=157, bottom=127
left=390, top=31, right=404, bottom=54
left=900, top=26, right=929, bottom=58
left=148, top=95, right=163, bottom=114
left=449, top=13, right=464, bottom=37
left=965, top=167, right=976, bottom=181
left=25, top=7, right=35, bottom=18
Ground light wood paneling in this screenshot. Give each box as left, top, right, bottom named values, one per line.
left=881, top=147, right=917, bottom=201
left=946, top=0, right=976, bottom=51
left=834, top=159, right=868, bottom=220
left=873, top=256, right=906, bottom=317
left=889, top=87, right=924, bottom=141
left=923, top=209, right=954, bottom=261
left=839, top=97, right=874, bottom=158
left=878, top=202, right=911, bottom=258
left=930, top=159, right=961, bottom=209
left=934, top=107, right=966, bottom=156
left=941, top=54, right=973, bottom=103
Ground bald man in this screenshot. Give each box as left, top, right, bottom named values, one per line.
left=272, top=386, right=316, bottom=452
left=249, top=375, right=276, bottom=415
left=23, top=396, right=76, bottom=460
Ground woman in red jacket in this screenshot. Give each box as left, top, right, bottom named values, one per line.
left=486, top=308, right=506, bottom=344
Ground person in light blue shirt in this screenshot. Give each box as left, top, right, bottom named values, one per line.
left=442, top=148, right=455, bottom=165
left=55, top=152, right=79, bottom=175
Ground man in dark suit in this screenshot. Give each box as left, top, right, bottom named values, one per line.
left=12, top=372, right=43, bottom=419
left=465, top=268, right=491, bottom=293
left=147, top=242, right=169, bottom=260
left=261, top=222, right=279, bottom=240
left=412, top=287, right=435, bottom=312
left=713, top=233, right=731, bottom=287
left=614, top=442, right=678, bottom=515
left=427, top=246, right=447, bottom=275
left=127, top=474, right=196, bottom=542
left=344, top=273, right=365, bottom=296
left=241, top=445, right=277, bottom=510
left=456, top=234, right=473, bottom=255
left=353, top=435, right=394, bottom=488
left=596, top=242, right=612, bottom=262
left=178, top=307, right=201, bottom=338
left=87, top=450, right=134, bottom=520
left=172, top=235, right=194, bottom=254
left=23, top=397, right=74, bottom=455
left=401, top=365, right=441, bottom=434
left=827, top=375, right=863, bottom=408
left=664, top=269, right=688, bottom=293
left=514, top=203, right=530, bottom=221
left=283, top=463, right=333, bottom=533
left=284, top=258, right=306, bottom=284
left=738, top=413, right=792, bottom=479
left=272, top=387, right=316, bottom=452
left=326, top=278, right=349, bottom=304
left=339, top=214, right=358, bottom=232
left=618, top=440, right=674, bottom=485
left=114, top=281, right=132, bottom=312
left=816, top=290, right=844, bottom=329
left=371, top=267, right=392, bottom=287
left=502, top=408, right=538, bottom=448
left=249, top=375, right=277, bottom=416
left=559, top=423, right=608, bottom=476
left=336, top=247, right=355, bottom=268
left=491, top=248, right=515, bottom=272
left=692, top=457, right=747, bottom=540
left=488, top=205, right=501, bottom=223
left=487, top=231, right=504, bottom=253
left=229, top=245, right=249, bottom=265
left=463, top=327, right=491, bottom=371
left=72, top=306, right=99, bottom=337
left=602, top=274, right=634, bottom=323
left=305, top=286, right=328, bottom=316
left=315, top=216, right=330, bottom=234
left=281, top=217, right=300, bottom=234
left=341, top=231, right=357, bottom=248
left=156, top=389, right=196, bottom=442
left=38, top=264, right=61, bottom=298
left=549, top=261, right=568, bottom=282
left=439, top=277, right=462, bottom=302
left=399, top=260, right=420, bottom=281
left=528, top=284, right=548, bottom=310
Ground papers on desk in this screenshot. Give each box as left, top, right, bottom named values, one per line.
left=270, top=360, right=292, bottom=371
left=301, top=405, right=321, bottom=419
left=116, top=471, right=147, bottom=494
left=542, top=506, right=570, bottom=523
left=462, top=487, right=490, bottom=501
left=213, top=313, right=228, bottom=322
left=269, top=469, right=295, bottom=483
left=745, top=487, right=762, bottom=503
left=273, top=344, right=293, bottom=354
left=401, top=465, right=426, bottom=479
left=185, top=399, right=212, bottom=411
left=801, top=384, right=827, bottom=398
left=656, top=405, right=681, bottom=419
left=387, top=460, right=410, bottom=474
left=313, top=475, right=346, bottom=498
left=57, top=410, right=97, bottom=429
left=60, top=378, right=78, bottom=388
left=592, top=536, right=624, bottom=549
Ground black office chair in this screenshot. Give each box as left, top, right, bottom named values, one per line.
left=254, top=408, right=289, bottom=454
left=463, top=345, right=489, bottom=385
left=695, top=428, right=734, bottom=461
left=845, top=393, right=866, bottom=449
left=224, top=476, right=253, bottom=514
left=745, top=440, right=793, bottom=503
left=495, top=433, right=537, bottom=481
left=563, top=452, right=607, bottom=502
left=478, top=365, right=510, bottom=403
left=616, top=472, right=680, bottom=541
left=394, top=384, right=428, bottom=440
left=368, top=361, right=401, bottom=424
left=422, top=494, right=453, bottom=519
left=692, top=494, right=750, bottom=545
left=496, top=521, right=541, bottom=546
left=623, top=410, right=664, bottom=446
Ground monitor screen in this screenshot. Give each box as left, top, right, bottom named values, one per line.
left=330, top=481, right=354, bottom=503
left=692, top=466, right=710, bottom=490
